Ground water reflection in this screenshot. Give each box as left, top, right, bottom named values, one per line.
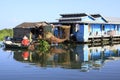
left=3, top=44, right=120, bottom=72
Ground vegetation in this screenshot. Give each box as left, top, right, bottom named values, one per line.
left=38, top=39, right=50, bottom=53
left=0, top=29, right=13, bottom=41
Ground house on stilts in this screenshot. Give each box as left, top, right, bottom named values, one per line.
left=51, top=13, right=120, bottom=45
left=13, top=13, right=120, bottom=45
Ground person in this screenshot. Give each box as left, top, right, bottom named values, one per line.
left=21, top=35, right=30, bottom=46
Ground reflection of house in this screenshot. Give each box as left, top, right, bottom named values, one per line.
left=52, top=13, right=120, bottom=42
left=73, top=44, right=120, bottom=71
left=75, top=44, right=89, bottom=62
left=12, top=44, right=120, bottom=72
left=88, top=45, right=120, bottom=61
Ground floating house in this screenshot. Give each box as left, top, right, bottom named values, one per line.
left=13, top=21, right=70, bottom=43
left=13, top=13, right=120, bottom=43
left=13, top=22, right=52, bottom=42
left=52, top=13, right=120, bottom=43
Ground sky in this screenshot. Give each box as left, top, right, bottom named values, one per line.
left=0, top=0, right=120, bottom=29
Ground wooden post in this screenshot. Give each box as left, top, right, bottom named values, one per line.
left=109, top=36, right=113, bottom=45
left=29, top=32, right=32, bottom=42
left=101, top=36, right=104, bottom=46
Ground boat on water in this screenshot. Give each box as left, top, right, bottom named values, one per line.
left=3, top=41, right=28, bottom=49
left=4, top=42, right=28, bottom=49
left=3, top=35, right=66, bottom=50
left=3, top=36, right=28, bottom=49
left=3, top=27, right=69, bottom=50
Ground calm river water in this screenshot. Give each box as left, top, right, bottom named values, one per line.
left=0, top=43, right=120, bottom=80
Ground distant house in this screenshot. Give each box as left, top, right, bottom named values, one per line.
left=13, top=22, right=52, bottom=42
left=51, top=13, right=120, bottom=42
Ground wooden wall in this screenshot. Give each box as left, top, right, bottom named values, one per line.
left=13, top=28, right=30, bottom=41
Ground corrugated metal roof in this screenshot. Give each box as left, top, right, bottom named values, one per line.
left=90, top=14, right=108, bottom=22
left=55, top=20, right=119, bottom=24
left=105, top=17, right=120, bottom=24
left=59, top=17, right=82, bottom=20
left=60, top=13, right=88, bottom=17
left=90, top=14, right=101, bottom=18
left=58, top=20, right=120, bottom=24
left=60, top=20, right=107, bottom=24
left=58, top=13, right=120, bottom=24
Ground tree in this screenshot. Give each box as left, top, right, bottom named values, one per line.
left=0, top=29, right=13, bottom=41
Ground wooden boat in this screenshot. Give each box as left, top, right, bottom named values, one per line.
left=3, top=41, right=28, bottom=49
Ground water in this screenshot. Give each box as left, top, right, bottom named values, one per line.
left=0, top=43, right=120, bottom=80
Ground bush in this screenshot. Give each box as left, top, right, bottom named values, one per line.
left=0, top=29, right=13, bottom=41
left=38, top=39, right=50, bottom=53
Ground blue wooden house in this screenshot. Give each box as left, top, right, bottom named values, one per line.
left=52, top=13, right=120, bottom=43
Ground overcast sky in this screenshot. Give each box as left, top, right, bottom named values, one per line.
left=0, top=0, right=120, bottom=29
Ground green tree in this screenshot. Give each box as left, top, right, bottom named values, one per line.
left=0, top=29, right=13, bottom=41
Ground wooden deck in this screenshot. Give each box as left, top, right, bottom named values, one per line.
left=88, top=34, right=120, bottom=47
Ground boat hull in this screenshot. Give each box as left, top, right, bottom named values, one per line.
left=4, top=43, right=28, bottom=49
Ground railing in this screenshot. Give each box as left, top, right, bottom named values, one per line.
left=89, top=30, right=120, bottom=38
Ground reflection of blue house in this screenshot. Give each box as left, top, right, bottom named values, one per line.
left=74, top=44, right=120, bottom=62
left=73, top=44, right=120, bottom=71
left=53, top=13, right=120, bottom=42
left=104, top=48, right=118, bottom=58
left=90, top=48, right=101, bottom=60
left=75, top=44, right=89, bottom=62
